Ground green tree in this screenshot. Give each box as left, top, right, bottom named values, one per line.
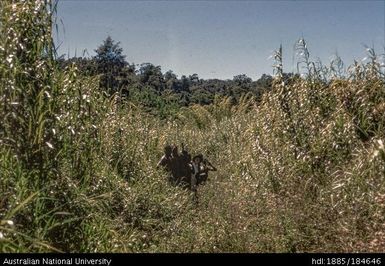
left=164, top=70, right=179, bottom=91
left=94, top=36, right=127, bottom=94
left=138, top=63, right=164, bottom=92
left=233, top=74, right=252, bottom=85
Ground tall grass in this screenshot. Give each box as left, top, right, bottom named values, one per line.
left=1, top=1, right=385, bottom=252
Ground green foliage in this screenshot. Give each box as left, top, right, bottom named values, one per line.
left=93, top=36, right=131, bottom=94
left=59, top=55, right=273, bottom=109
left=1, top=1, right=385, bottom=253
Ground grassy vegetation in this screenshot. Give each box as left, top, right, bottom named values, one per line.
left=1, top=1, right=385, bottom=252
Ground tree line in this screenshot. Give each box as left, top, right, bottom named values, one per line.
left=57, top=36, right=297, bottom=116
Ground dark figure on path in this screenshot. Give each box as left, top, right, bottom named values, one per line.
left=157, top=145, right=172, bottom=170
left=170, top=144, right=194, bottom=188
left=191, top=154, right=217, bottom=186
left=181, top=143, right=191, bottom=166
left=157, top=145, right=173, bottom=182
left=179, top=143, right=193, bottom=189
left=169, top=145, right=183, bottom=184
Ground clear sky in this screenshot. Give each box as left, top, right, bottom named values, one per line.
left=55, top=0, right=385, bottom=80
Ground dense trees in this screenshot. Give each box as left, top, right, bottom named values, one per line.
left=138, top=63, right=165, bottom=92
left=58, top=36, right=277, bottom=114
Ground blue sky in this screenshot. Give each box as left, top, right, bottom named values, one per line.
left=55, top=0, right=385, bottom=80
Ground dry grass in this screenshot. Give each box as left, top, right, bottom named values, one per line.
left=0, top=1, right=385, bottom=252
